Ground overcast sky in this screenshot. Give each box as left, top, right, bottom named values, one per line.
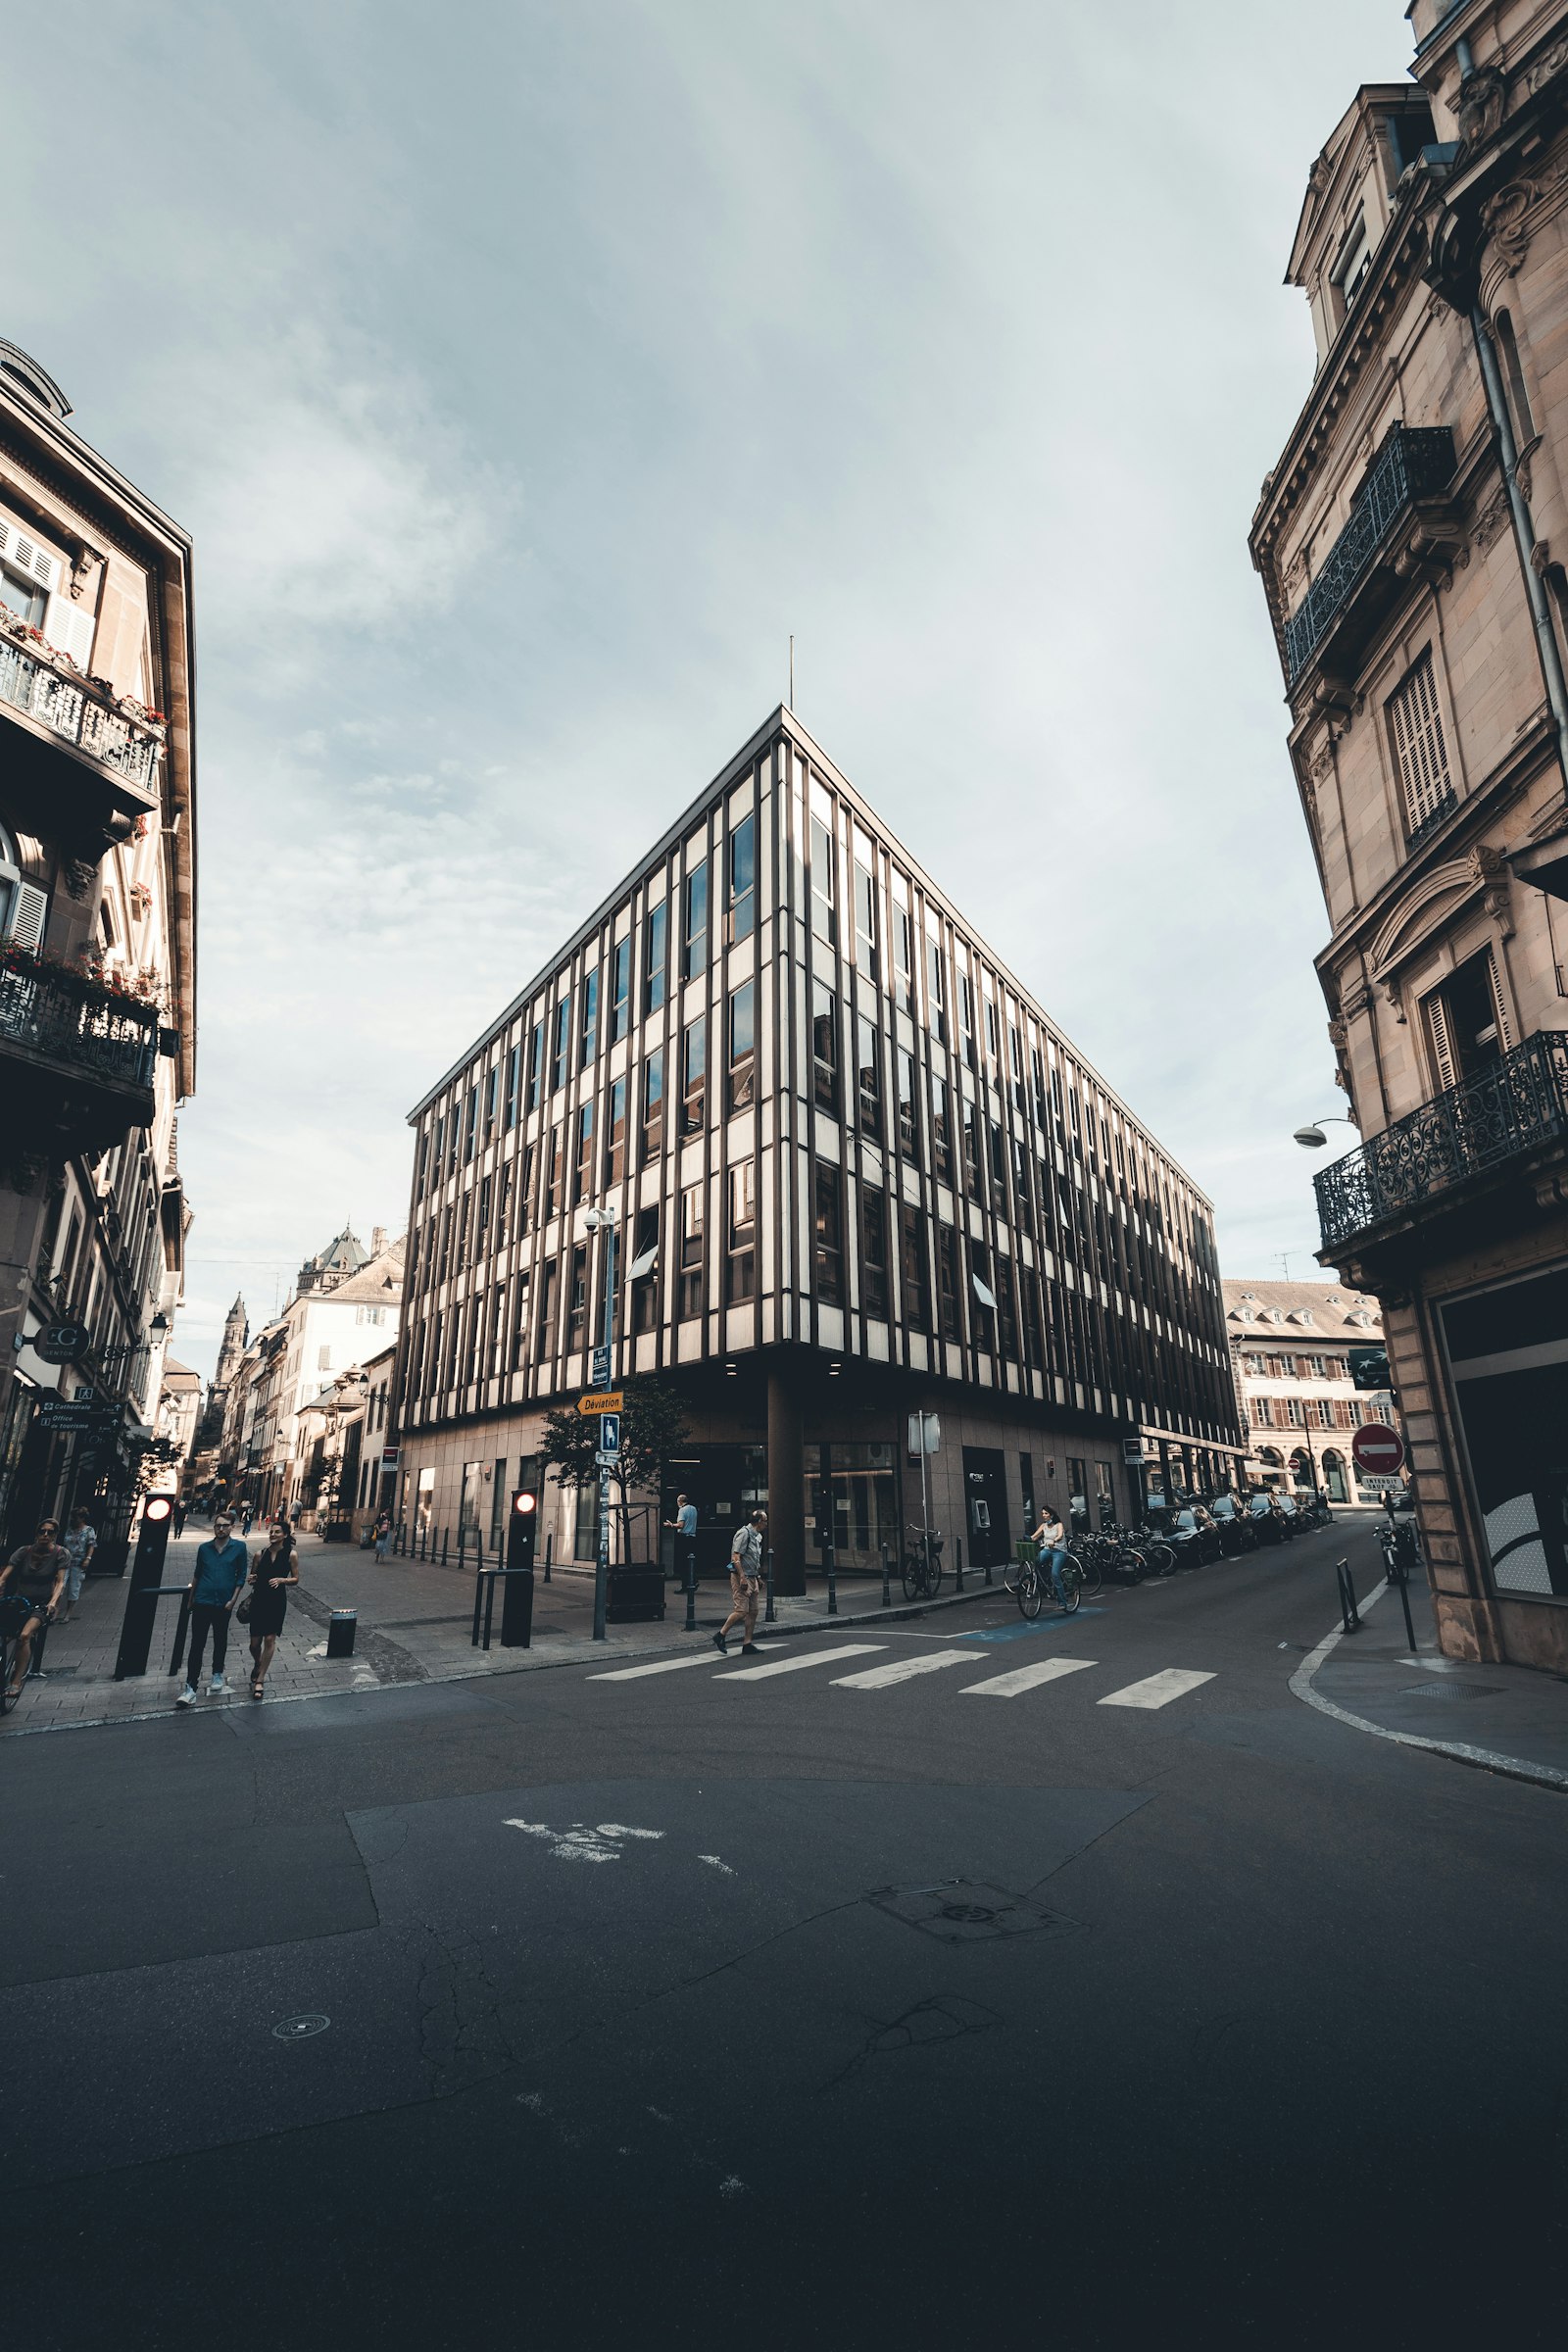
left=10, top=0, right=1413, bottom=1378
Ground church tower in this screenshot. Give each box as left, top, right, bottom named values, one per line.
left=215, top=1294, right=248, bottom=1393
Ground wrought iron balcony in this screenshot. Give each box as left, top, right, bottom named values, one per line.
left=1285, top=426, right=1457, bottom=684
left=0, top=627, right=163, bottom=826
left=0, top=958, right=159, bottom=1150
left=1315, top=1030, right=1568, bottom=1250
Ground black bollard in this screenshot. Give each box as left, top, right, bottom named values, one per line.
left=168, top=1590, right=192, bottom=1678
left=1335, top=1556, right=1361, bottom=1634
left=441, top=1527, right=449, bottom=1567
left=825, top=1533, right=838, bottom=1617
left=544, top=1532, right=553, bottom=1585
left=956, top=1538, right=965, bottom=1595
left=684, top=1546, right=697, bottom=1633
left=881, top=1541, right=892, bottom=1608
left=764, top=1545, right=775, bottom=1624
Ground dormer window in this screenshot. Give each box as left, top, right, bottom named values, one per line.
left=1332, top=214, right=1371, bottom=313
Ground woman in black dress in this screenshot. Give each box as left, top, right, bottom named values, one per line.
left=247, top=1522, right=298, bottom=1699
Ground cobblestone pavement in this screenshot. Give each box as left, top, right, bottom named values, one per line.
left=0, top=1525, right=995, bottom=1736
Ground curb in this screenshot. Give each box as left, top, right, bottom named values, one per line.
left=1289, top=1578, right=1568, bottom=1796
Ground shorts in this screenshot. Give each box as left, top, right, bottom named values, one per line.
left=728, top=1573, right=760, bottom=1614
left=1, top=1591, right=49, bottom=1635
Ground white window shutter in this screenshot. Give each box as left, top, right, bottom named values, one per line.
left=8, top=880, right=48, bottom=952
left=1483, top=946, right=1515, bottom=1051
left=1425, top=990, right=1457, bottom=1095
left=44, top=593, right=96, bottom=670
left=0, top=510, right=63, bottom=594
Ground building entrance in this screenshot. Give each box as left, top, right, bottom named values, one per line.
left=660, top=1445, right=767, bottom=1580
left=961, top=1446, right=1010, bottom=1571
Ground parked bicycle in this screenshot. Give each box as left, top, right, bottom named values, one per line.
left=901, top=1525, right=946, bottom=1600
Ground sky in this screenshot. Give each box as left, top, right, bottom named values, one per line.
left=8, top=0, right=1414, bottom=1380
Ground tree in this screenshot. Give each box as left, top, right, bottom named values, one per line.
left=539, top=1375, right=691, bottom=1519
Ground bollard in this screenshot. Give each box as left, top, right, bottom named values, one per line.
left=825, top=1534, right=838, bottom=1617
left=441, top=1527, right=449, bottom=1567
left=459, top=1524, right=466, bottom=1572
left=544, top=1532, right=553, bottom=1585
left=881, top=1541, right=892, bottom=1609
left=684, top=1547, right=697, bottom=1633
left=764, top=1545, right=775, bottom=1624
left=1388, top=1544, right=1418, bottom=1652
left=471, top=1563, right=486, bottom=1647
left=956, top=1539, right=965, bottom=1595
left=1335, top=1556, right=1361, bottom=1634
left=326, top=1609, right=358, bottom=1659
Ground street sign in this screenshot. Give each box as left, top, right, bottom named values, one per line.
left=1351, top=1422, right=1405, bottom=1475
left=33, top=1323, right=87, bottom=1365
left=36, top=1396, right=115, bottom=1436
left=1122, top=1436, right=1147, bottom=1467
left=591, top=1344, right=612, bottom=1388
left=1358, top=1473, right=1404, bottom=1493
left=599, top=1412, right=620, bottom=1457
left=577, top=1390, right=623, bottom=1417
left=381, top=1446, right=400, bottom=1469
left=1348, top=1346, right=1392, bottom=1393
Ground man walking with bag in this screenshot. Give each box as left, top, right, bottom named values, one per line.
left=176, top=1508, right=249, bottom=1705
left=713, top=1508, right=766, bottom=1656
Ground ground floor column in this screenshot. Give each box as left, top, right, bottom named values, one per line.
left=768, top=1360, right=806, bottom=1596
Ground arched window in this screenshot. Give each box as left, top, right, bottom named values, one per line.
left=1289, top=1448, right=1312, bottom=1488
left=0, top=822, right=48, bottom=951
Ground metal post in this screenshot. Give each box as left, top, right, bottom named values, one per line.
left=824, top=1529, right=838, bottom=1617
left=881, top=1541, right=891, bottom=1608
left=471, top=1565, right=485, bottom=1647
left=441, top=1527, right=449, bottom=1566
left=459, top=1520, right=466, bottom=1572
left=1335, top=1556, right=1361, bottom=1634
left=544, top=1531, right=553, bottom=1584
left=683, top=1544, right=697, bottom=1632
left=764, top=1545, right=775, bottom=1624
left=484, top=1571, right=499, bottom=1650
left=956, top=1537, right=965, bottom=1594
left=593, top=1211, right=615, bottom=1643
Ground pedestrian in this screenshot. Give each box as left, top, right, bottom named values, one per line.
left=713, top=1508, right=765, bottom=1656
left=244, top=1521, right=298, bottom=1700
left=240, top=1505, right=253, bottom=1538
left=60, top=1505, right=97, bottom=1622
left=172, top=1496, right=187, bottom=1538
left=663, top=1491, right=698, bottom=1592
left=374, top=1509, right=393, bottom=1563
left=0, top=1520, right=71, bottom=1699
left=177, top=1508, right=249, bottom=1705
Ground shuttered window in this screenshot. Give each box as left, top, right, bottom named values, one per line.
left=1387, top=652, right=1453, bottom=837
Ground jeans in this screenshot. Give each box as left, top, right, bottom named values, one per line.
left=65, top=1553, right=90, bottom=1605
left=375, top=1534, right=391, bottom=1561
left=186, top=1602, right=232, bottom=1687
left=1040, top=1546, right=1069, bottom=1601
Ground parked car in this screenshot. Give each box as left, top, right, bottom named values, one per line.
left=1248, top=1494, right=1291, bottom=1546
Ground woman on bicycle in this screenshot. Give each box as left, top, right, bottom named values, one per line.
left=1031, top=1505, right=1070, bottom=1607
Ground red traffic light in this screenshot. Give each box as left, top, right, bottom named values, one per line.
left=145, top=1495, right=174, bottom=1521
left=514, top=1492, right=537, bottom=1514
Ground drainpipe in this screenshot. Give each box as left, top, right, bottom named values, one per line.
left=1471, top=306, right=1568, bottom=798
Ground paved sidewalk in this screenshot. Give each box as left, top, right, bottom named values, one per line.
left=0, top=1525, right=1004, bottom=1736
left=1294, top=1528, right=1568, bottom=1793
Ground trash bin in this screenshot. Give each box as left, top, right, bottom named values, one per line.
left=326, top=1609, right=358, bottom=1658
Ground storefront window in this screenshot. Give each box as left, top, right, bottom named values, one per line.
left=820, top=1441, right=899, bottom=1568
left=1442, top=1268, right=1568, bottom=1595
left=1067, top=1456, right=1089, bottom=1536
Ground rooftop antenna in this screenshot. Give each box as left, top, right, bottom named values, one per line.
left=789, top=633, right=794, bottom=710
left=1273, top=1251, right=1294, bottom=1282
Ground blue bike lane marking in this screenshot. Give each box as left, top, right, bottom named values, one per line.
left=957, top=1608, right=1111, bottom=1644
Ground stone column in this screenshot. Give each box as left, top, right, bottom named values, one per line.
left=768, top=1360, right=806, bottom=1596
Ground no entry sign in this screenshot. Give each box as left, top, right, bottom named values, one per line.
left=1351, top=1422, right=1405, bottom=1476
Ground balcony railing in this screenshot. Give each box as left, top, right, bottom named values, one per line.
left=0, top=961, right=159, bottom=1095
left=1285, top=426, right=1456, bottom=683
left=1315, top=1030, right=1568, bottom=1250
left=0, top=631, right=164, bottom=794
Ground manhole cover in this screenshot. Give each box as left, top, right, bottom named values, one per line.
left=272, top=2013, right=330, bottom=2040
left=1396, top=1680, right=1503, bottom=1703
left=869, top=1881, right=1078, bottom=1944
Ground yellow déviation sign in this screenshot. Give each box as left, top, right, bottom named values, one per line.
left=577, top=1391, right=624, bottom=1417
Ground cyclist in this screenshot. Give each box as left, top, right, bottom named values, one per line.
left=1030, top=1503, right=1070, bottom=1608
left=1, top=1519, right=71, bottom=1699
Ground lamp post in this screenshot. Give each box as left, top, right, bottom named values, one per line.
left=1292, top=1115, right=1359, bottom=1150
left=583, top=1204, right=617, bottom=1642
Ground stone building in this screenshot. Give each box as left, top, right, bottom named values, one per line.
left=1222, top=1278, right=1402, bottom=1503
left=1250, top=2, right=1568, bottom=1667
left=155, top=1354, right=203, bottom=1484
left=389, top=711, right=1243, bottom=1589
left=0, top=335, right=196, bottom=1556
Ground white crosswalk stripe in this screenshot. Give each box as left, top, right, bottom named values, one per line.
left=1098, top=1668, right=1215, bottom=1710
left=590, top=1648, right=780, bottom=1683
left=829, top=1650, right=976, bottom=1690
left=960, top=1656, right=1098, bottom=1699
left=717, top=1642, right=885, bottom=1682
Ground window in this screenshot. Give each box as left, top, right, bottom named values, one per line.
left=483, top=1064, right=499, bottom=1142
left=989, top=1121, right=1007, bottom=1215
left=1494, top=311, right=1537, bottom=446
left=1387, top=652, right=1452, bottom=839
left=646, top=902, right=667, bottom=1012
left=535, top=1260, right=557, bottom=1360
left=960, top=1100, right=981, bottom=1201
left=630, top=1206, right=661, bottom=1333
left=1067, top=1458, right=1089, bottom=1537
left=727, top=981, right=755, bottom=1112
left=996, top=1255, right=1018, bottom=1359
left=489, top=1287, right=507, bottom=1378
left=1022, top=1267, right=1045, bottom=1365
left=900, top=1203, right=929, bottom=1328
left=861, top=1189, right=889, bottom=1318
left=1011, top=1137, right=1033, bottom=1233
left=552, top=998, right=570, bottom=1092
left=937, top=1224, right=962, bottom=1342
left=958, top=971, right=976, bottom=1070
left=931, top=1076, right=953, bottom=1183
left=573, top=1103, right=595, bottom=1204
left=810, top=804, right=837, bottom=946
left=318, top=1344, right=332, bottom=1370
left=1095, top=1462, right=1114, bottom=1529
left=857, top=1016, right=882, bottom=1140
left=579, top=968, right=599, bottom=1068
left=526, top=1021, right=543, bottom=1112
left=854, top=861, right=877, bottom=980
left=464, top=1088, right=478, bottom=1164
left=611, top=936, right=632, bottom=1044
left=476, top=1174, right=492, bottom=1257
left=728, top=814, right=755, bottom=944
left=813, top=1162, right=843, bottom=1303
left=680, top=1183, right=705, bottom=1318
left=812, top=982, right=839, bottom=1114
left=568, top=1244, right=589, bottom=1350
left=683, top=858, right=709, bottom=981
left=505, top=1041, right=520, bottom=1131
left=574, top=1478, right=599, bottom=1563
left=726, top=1159, right=756, bottom=1302
left=970, top=1241, right=997, bottom=1350
left=682, top=1015, right=707, bottom=1134
left=642, top=1046, right=664, bottom=1162
left=1331, top=212, right=1370, bottom=310
left=543, top=1124, right=562, bottom=1221
left=516, top=1144, right=534, bottom=1234
left=605, top=1076, right=626, bottom=1187
left=894, top=906, right=913, bottom=1014
left=1427, top=946, right=1510, bottom=1089
left=927, top=938, right=951, bottom=1047
left=897, top=1050, right=918, bottom=1161
left=1252, top=1396, right=1274, bottom=1428
left=984, top=996, right=1000, bottom=1070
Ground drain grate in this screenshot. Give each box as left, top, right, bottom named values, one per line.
left=868, top=1880, right=1079, bottom=1944
left=1394, top=1680, right=1503, bottom=1703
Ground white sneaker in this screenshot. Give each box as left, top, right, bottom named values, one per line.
left=210, top=1674, right=226, bottom=1694
left=175, top=1685, right=196, bottom=1707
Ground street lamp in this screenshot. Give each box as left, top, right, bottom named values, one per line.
left=1293, top=1115, right=1359, bottom=1149
left=582, top=1204, right=617, bottom=1642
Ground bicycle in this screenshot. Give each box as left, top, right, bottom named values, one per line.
left=1018, top=1550, right=1082, bottom=1620
left=901, top=1526, right=946, bottom=1601
left=0, top=1592, right=48, bottom=1713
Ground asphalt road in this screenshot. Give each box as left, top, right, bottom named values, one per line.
left=5, top=1519, right=1563, bottom=2350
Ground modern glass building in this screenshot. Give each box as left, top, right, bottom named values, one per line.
left=390, top=712, right=1243, bottom=1592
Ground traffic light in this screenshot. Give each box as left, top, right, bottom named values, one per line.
left=502, top=1490, right=537, bottom=1648
left=1348, top=1347, right=1391, bottom=1393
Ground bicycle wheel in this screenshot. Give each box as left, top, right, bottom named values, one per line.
left=901, top=1558, right=922, bottom=1601
left=1074, top=1547, right=1102, bottom=1597
left=925, top=1558, right=944, bottom=1596
left=1004, top=1554, right=1024, bottom=1595
left=1059, top=1570, right=1082, bottom=1616
left=1018, top=1566, right=1043, bottom=1620
left=1150, top=1543, right=1177, bottom=1578
left=1120, top=1546, right=1149, bottom=1585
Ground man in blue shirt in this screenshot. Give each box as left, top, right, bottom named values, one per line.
left=663, top=1493, right=699, bottom=1594
left=177, top=1509, right=249, bottom=1705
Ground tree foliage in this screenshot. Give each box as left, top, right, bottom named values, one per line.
left=539, top=1375, right=691, bottom=1499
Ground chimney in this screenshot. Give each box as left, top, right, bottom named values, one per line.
left=371, top=1226, right=388, bottom=1257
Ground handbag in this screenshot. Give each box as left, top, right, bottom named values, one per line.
left=235, top=1593, right=252, bottom=1625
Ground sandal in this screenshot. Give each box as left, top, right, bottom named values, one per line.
left=250, top=1679, right=265, bottom=1700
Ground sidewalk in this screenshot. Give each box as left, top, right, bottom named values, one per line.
left=1294, top=1533, right=1568, bottom=1794
left=0, top=1526, right=1003, bottom=1737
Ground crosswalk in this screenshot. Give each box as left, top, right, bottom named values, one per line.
left=589, top=1642, right=1215, bottom=1712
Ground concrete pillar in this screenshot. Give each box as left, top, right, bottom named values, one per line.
left=768, top=1360, right=806, bottom=1596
